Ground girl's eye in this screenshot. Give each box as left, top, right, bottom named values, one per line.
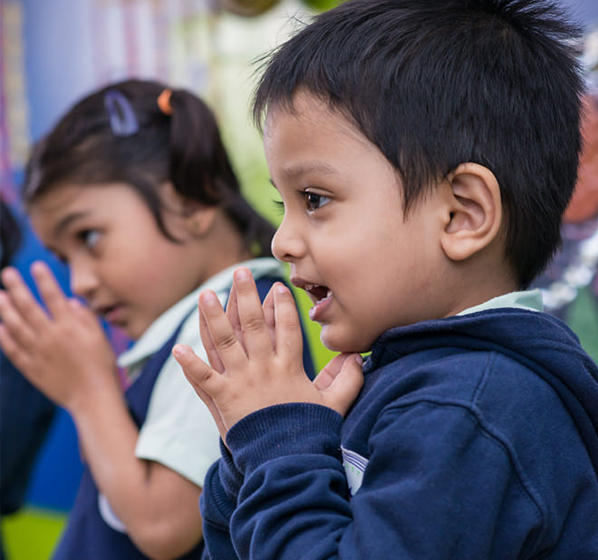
left=55, top=253, right=69, bottom=265
left=79, top=229, right=101, bottom=249
left=304, top=192, right=331, bottom=212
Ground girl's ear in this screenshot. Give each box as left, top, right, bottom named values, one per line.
left=159, top=181, right=219, bottom=238
left=439, top=163, right=503, bottom=261
left=187, top=205, right=219, bottom=237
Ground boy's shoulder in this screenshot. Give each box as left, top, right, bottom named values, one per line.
left=354, top=307, right=598, bottom=432
left=343, top=308, right=598, bottom=512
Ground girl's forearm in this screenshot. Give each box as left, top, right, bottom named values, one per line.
left=70, top=382, right=202, bottom=559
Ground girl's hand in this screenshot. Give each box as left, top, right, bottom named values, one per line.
left=173, top=267, right=364, bottom=440
left=0, top=262, right=119, bottom=412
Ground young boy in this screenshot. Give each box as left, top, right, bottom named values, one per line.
left=173, top=0, right=598, bottom=558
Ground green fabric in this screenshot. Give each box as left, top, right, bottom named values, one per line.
left=566, top=285, right=598, bottom=365
left=2, top=508, right=65, bottom=560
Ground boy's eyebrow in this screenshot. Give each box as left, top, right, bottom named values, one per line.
left=280, top=161, right=337, bottom=179
left=269, top=162, right=339, bottom=190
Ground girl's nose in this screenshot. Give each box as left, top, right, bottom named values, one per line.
left=69, top=262, right=99, bottom=299
left=271, top=215, right=306, bottom=262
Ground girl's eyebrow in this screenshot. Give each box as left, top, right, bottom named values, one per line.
left=53, top=211, right=90, bottom=238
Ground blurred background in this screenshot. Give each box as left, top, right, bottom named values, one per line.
left=0, top=0, right=597, bottom=558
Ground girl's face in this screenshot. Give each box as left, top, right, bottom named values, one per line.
left=29, top=183, right=215, bottom=340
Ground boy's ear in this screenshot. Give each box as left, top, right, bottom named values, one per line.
left=439, top=163, right=502, bottom=262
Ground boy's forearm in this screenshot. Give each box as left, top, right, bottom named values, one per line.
left=70, top=381, right=203, bottom=559
left=227, top=403, right=350, bottom=559
left=224, top=399, right=539, bottom=560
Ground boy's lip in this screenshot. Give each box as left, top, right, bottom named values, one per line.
left=290, top=275, right=334, bottom=321
left=308, top=290, right=333, bottom=321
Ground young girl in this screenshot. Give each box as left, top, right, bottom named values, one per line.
left=0, top=79, right=314, bottom=560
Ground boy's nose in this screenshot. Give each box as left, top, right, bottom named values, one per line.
left=271, top=217, right=305, bottom=262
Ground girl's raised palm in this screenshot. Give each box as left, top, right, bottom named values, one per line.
left=0, top=261, right=120, bottom=412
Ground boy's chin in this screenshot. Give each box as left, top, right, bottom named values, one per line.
left=320, top=327, right=373, bottom=355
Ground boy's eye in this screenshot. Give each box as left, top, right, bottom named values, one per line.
left=304, top=192, right=331, bottom=212
left=272, top=199, right=285, bottom=215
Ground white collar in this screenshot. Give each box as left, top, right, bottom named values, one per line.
left=118, top=258, right=283, bottom=368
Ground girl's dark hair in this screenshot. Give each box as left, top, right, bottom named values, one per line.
left=0, top=198, right=22, bottom=271
left=253, top=0, right=584, bottom=288
left=25, top=79, right=274, bottom=257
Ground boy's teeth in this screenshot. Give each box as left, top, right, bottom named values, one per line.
left=317, top=289, right=333, bottom=303
left=303, top=283, right=332, bottom=302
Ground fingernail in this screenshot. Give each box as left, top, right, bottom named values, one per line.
left=172, top=344, right=186, bottom=358
left=275, top=283, right=288, bottom=295
left=355, top=354, right=363, bottom=366
left=200, top=291, right=218, bottom=306
left=235, top=268, right=250, bottom=282
left=31, top=261, right=46, bottom=274
left=1, top=268, right=16, bottom=282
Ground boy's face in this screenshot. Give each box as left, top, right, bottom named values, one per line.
left=265, top=93, right=455, bottom=353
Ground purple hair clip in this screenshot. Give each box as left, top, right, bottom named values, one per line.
left=104, top=89, right=140, bottom=137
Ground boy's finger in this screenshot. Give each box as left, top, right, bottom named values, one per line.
left=1, top=267, right=50, bottom=330
left=273, top=283, right=303, bottom=363
left=225, top=284, right=244, bottom=346
left=320, top=354, right=364, bottom=417
left=31, top=261, right=70, bottom=318
left=199, top=290, right=249, bottom=371
left=232, top=268, right=274, bottom=358
left=199, top=301, right=225, bottom=373
left=173, top=343, right=225, bottom=398
left=186, top=379, right=228, bottom=440
left=314, top=353, right=349, bottom=392
left=262, top=288, right=276, bottom=348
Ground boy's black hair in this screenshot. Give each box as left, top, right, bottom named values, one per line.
left=253, top=0, right=584, bottom=288
left=25, top=79, right=275, bottom=258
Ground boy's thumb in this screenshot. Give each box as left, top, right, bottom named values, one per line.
left=321, top=354, right=364, bottom=417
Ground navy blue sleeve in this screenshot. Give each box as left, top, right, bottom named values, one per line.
left=200, top=458, right=239, bottom=560
left=201, top=277, right=316, bottom=559
left=223, top=401, right=542, bottom=560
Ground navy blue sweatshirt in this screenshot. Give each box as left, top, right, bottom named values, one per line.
left=200, top=309, right=598, bottom=559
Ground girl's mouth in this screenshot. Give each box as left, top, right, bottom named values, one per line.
left=101, top=304, right=126, bottom=325
left=305, top=283, right=333, bottom=321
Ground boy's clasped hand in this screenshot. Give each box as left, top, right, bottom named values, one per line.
left=173, top=267, right=364, bottom=441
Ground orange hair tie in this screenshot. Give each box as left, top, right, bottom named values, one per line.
left=157, top=88, right=173, bottom=116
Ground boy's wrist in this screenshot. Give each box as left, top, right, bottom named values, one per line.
left=226, top=402, right=343, bottom=476
left=218, top=438, right=243, bottom=498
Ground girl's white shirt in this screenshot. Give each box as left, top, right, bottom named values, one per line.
left=117, top=258, right=284, bottom=487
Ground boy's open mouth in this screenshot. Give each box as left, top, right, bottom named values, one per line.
left=304, top=284, right=333, bottom=321
left=305, top=283, right=332, bottom=304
